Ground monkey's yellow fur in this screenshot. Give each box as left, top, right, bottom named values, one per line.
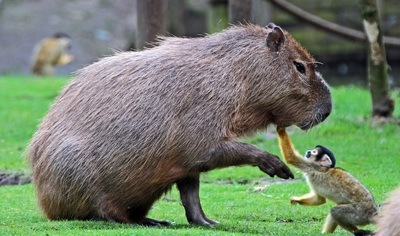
left=277, top=127, right=377, bottom=235
left=31, top=36, right=73, bottom=75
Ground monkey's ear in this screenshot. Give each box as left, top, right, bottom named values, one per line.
left=265, top=23, right=285, bottom=52
left=319, top=154, right=334, bottom=168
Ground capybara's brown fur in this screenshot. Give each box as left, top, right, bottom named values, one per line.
left=375, top=186, right=400, bottom=236
left=27, top=23, right=332, bottom=226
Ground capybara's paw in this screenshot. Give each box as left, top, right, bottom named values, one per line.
left=205, top=217, right=219, bottom=227
left=139, top=218, right=171, bottom=227
left=189, top=217, right=219, bottom=227
left=258, top=154, right=294, bottom=179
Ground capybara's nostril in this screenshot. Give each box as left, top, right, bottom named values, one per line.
left=321, top=111, right=331, bottom=122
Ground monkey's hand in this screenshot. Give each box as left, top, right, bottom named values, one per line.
left=57, top=54, right=74, bottom=65
left=289, top=194, right=326, bottom=206
left=290, top=197, right=301, bottom=205
left=276, top=126, right=286, bottom=134
left=276, top=126, right=289, bottom=142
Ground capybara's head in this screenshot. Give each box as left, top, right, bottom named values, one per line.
left=232, top=23, right=332, bottom=131
left=264, top=23, right=332, bottom=130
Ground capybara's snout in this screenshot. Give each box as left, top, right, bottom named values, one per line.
left=321, top=105, right=331, bottom=122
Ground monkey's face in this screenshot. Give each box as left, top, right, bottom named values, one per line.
left=305, top=146, right=335, bottom=168
left=59, top=38, right=72, bottom=50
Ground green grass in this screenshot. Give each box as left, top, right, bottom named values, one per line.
left=0, top=75, right=399, bottom=235
left=0, top=75, right=68, bottom=172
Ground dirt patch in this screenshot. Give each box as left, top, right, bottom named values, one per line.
left=0, top=172, right=31, bottom=186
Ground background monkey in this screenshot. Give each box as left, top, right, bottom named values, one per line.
left=277, top=127, right=377, bottom=235
left=31, top=32, right=73, bottom=76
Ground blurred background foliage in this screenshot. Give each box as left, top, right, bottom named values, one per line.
left=0, top=0, right=399, bottom=87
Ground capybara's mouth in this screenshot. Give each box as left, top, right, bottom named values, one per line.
left=297, top=110, right=331, bottom=131
left=297, top=122, right=314, bottom=131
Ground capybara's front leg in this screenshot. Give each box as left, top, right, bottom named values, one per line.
left=177, top=175, right=219, bottom=227
left=203, top=141, right=294, bottom=179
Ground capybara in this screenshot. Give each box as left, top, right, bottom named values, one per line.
left=27, top=23, right=332, bottom=226
left=375, top=186, right=400, bottom=236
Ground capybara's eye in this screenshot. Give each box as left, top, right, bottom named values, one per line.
left=293, top=61, right=306, bottom=75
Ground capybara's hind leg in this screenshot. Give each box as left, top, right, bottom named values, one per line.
left=177, top=175, right=219, bottom=227
left=96, top=202, right=131, bottom=223
left=127, top=205, right=171, bottom=227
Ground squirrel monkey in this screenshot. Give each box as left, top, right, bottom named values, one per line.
left=31, top=32, right=74, bottom=76
left=276, top=127, right=377, bottom=236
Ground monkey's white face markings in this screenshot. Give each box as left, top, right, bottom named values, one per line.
left=319, top=154, right=333, bottom=167
left=304, top=149, right=332, bottom=167
left=305, top=149, right=318, bottom=158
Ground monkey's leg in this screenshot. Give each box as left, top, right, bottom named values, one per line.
left=42, top=65, right=54, bottom=76
left=202, top=141, right=293, bottom=179
left=330, top=204, right=362, bottom=234
left=177, top=175, right=218, bottom=227
left=322, top=213, right=338, bottom=233
left=291, top=192, right=326, bottom=206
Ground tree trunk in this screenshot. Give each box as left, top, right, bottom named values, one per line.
left=207, top=0, right=228, bottom=33
left=228, top=0, right=252, bottom=25
left=360, top=0, right=394, bottom=118
left=136, top=0, right=167, bottom=50
left=0, top=0, right=5, bottom=16
left=251, top=0, right=272, bottom=27
left=268, top=0, right=400, bottom=47
left=168, top=0, right=185, bottom=36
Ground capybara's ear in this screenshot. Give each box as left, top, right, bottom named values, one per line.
left=265, top=23, right=285, bottom=52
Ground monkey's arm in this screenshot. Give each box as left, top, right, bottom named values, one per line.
left=291, top=192, right=326, bottom=206
left=276, top=127, right=307, bottom=169
left=277, top=127, right=327, bottom=206
left=56, top=54, right=74, bottom=66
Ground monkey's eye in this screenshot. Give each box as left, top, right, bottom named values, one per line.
left=293, top=61, right=306, bottom=74
left=311, top=150, right=318, bottom=156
